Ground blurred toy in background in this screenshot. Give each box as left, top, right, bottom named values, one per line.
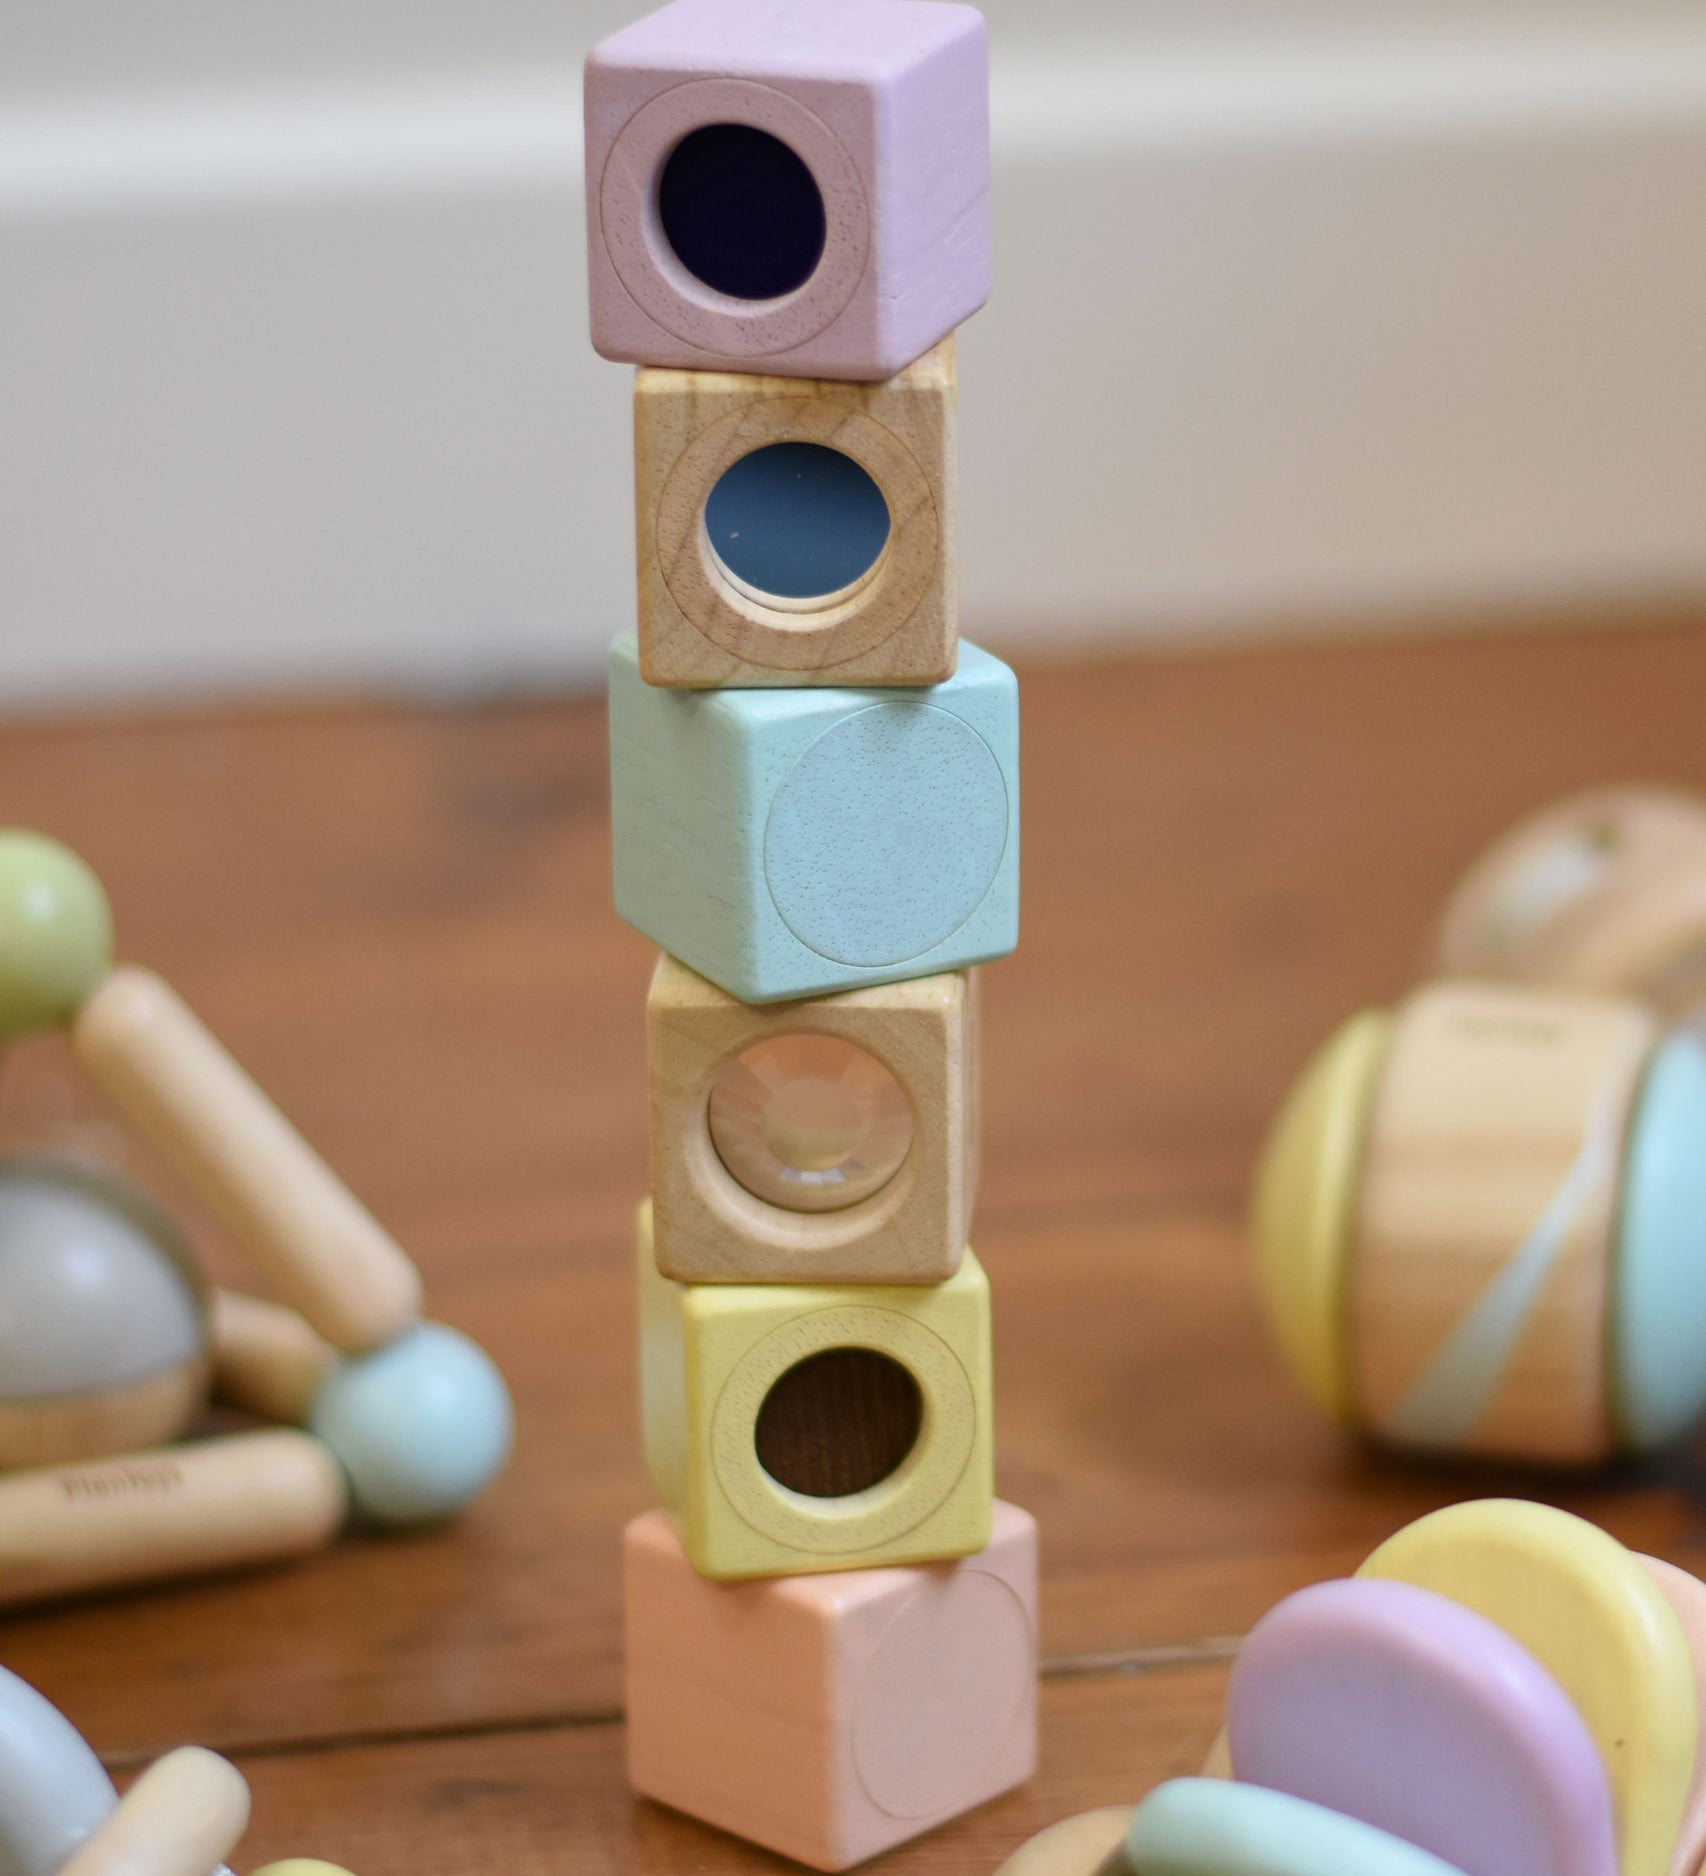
left=996, top=1498, right=1705, bottom=1876
left=1252, top=785, right=1706, bottom=1466
left=0, top=1661, right=357, bottom=1876
left=0, top=830, right=512, bottom=1608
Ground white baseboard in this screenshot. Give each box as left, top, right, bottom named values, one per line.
left=3, top=17, right=1706, bottom=707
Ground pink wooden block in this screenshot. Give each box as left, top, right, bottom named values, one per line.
left=623, top=1501, right=1037, bottom=1871
left=1228, top=1577, right=1618, bottom=1876
left=1638, top=1556, right=1706, bottom=1876
left=585, top=0, right=989, bottom=380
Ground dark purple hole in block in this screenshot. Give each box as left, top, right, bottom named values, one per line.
left=657, top=123, right=827, bottom=302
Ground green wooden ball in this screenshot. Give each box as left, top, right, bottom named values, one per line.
left=0, top=833, right=113, bottom=1039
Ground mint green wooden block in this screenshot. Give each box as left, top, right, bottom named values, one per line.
left=1126, top=1781, right=1472, bottom=1876
left=609, top=635, right=1019, bottom=1003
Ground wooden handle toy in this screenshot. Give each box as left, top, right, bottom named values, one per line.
left=0, top=1429, right=348, bottom=1610
left=1438, top=786, right=1706, bottom=1013
left=1253, top=978, right=1706, bottom=1462
left=56, top=1748, right=250, bottom=1876
left=72, top=969, right=420, bottom=1354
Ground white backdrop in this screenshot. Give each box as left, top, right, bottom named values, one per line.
left=3, top=1, right=1706, bottom=707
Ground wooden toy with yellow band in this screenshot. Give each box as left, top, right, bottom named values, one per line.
left=1252, top=977, right=1706, bottom=1463
left=0, top=830, right=512, bottom=1605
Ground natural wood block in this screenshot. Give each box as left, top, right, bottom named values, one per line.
left=610, top=633, right=1018, bottom=1003
left=1351, top=981, right=1655, bottom=1463
left=648, top=953, right=978, bottom=1284
left=636, top=1201, right=992, bottom=1579
left=624, top=1502, right=1036, bottom=1871
left=71, top=967, right=423, bottom=1353
left=585, top=0, right=988, bottom=381
left=634, top=343, right=956, bottom=688
left=1360, top=1499, right=1696, bottom=1876
left=1438, top=785, right=1706, bottom=1012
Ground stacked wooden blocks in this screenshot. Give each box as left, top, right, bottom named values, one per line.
left=585, top=1, right=1036, bottom=1866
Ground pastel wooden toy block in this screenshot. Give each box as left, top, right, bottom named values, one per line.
left=1227, top=1576, right=1617, bottom=1876
left=610, top=633, right=1018, bottom=1004
left=648, top=954, right=978, bottom=1284
left=623, top=1502, right=1036, bottom=1870
left=1438, top=786, right=1706, bottom=1012
left=0, top=1159, right=208, bottom=1469
left=1254, top=980, right=1706, bottom=1462
left=990, top=1809, right=1133, bottom=1876
left=1123, top=1780, right=1475, bottom=1876
left=0, top=1428, right=349, bottom=1609
left=1639, top=1555, right=1706, bottom=1876
left=635, top=341, right=956, bottom=687
left=1359, top=1498, right=1697, bottom=1876
left=636, top=1201, right=992, bottom=1578
left=73, top=967, right=422, bottom=1354
left=585, top=0, right=989, bottom=381
left=57, top=1748, right=249, bottom=1876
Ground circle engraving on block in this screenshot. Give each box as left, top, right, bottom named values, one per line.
left=711, top=1305, right=975, bottom=1555
left=708, top=1034, right=913, bottom=1214
left=657, top=124, right=827, bottom=302
left=853, top=1571, right=1033, bottom=1819
left=765, top=706, right=1008, bottom=968
left=657, top=398, right=937, bottom=671
left=705, top=443, right=891, bottom=608
left=754, top=1347, right=923, bottom=1496
left=601, top=79, right=868, bottom=357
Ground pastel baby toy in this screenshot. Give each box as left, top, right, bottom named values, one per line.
left=0, top=831, right=511, bottom=1606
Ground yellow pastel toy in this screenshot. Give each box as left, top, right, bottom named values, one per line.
left=1359, top=1498, right=1695, bottom=1876
left=251, top=1864, right=359, bottom=1876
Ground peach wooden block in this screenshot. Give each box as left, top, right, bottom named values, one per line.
left=56, top=1747, right=249, bottom=1876
left=624, top=1503, right=1037, bottom=1872
left=635, top=342, right=956, bottom=687
left=0, top=1428, right=348, bottom=1609
left=1360, top=1499, right=1696, bottom=1876
left=1438, top=786, right=1706, bottom=1012
left=990, top=1808, right=1134, bottom=1876
left=637, top=1201, right=993, bottom=1579
left=1639, top=1555, right=1706, bottom=1876
left=71, top=967, right=422, bottom=1353
left=648, top=953, right=978, bottom=1284
left=1350, top=980, right=1655, bottom=1462
left=210, top=1289, right=337, bottom=1425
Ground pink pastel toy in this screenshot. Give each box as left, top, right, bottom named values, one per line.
left=584, top=0, right=989, bottom=380
left=1227, top=1577, right=1618, bottom=1876
left=623, top=1501, right=1036, bottom=1871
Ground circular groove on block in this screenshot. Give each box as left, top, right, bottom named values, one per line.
left=755, top=1346, right=923, bottom=1498
left=765, top=704, right=1008, bottom=968
left=658, top=123, right=827, bottom=302
left=708, top=1033, right=913, bottom=1215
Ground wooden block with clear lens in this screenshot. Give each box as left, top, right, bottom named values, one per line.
left=1351, top=980, right=1655, bottom=1463
left=637, top=1201, right=991, bottom=1579
left=649, top=953, right=977, bottom=1284
left=636, top=343, right=955, bottom=688
left=624, top=1503, right=1035, bottom=1872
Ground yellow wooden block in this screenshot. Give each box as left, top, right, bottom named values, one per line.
left=1358, top=1498, right=1695, bottom=1876
left=637, top=1201, right=992, bottom=1579
left=1249, top=1008, right=1391, bottom=1423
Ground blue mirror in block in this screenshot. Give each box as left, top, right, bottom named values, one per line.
left=609, top=634, right=1018, bottom=1004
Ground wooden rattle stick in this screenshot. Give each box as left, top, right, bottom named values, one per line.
left=0, top=1429, right=348, bottom=1611
left=209, top=1291, right=336, bottom=1426
left=56, top=1748, right=249, bottom=1876
left=71, top=968, right=422, bottom=1354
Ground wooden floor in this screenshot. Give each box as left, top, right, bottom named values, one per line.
left=7, top=617, right=1706, bottom=1874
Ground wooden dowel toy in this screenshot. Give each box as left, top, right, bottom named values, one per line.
left=0, top=1666, right=116, bottom=1876
left=72, top=969, right=420, bottom=1354
left=56, top=1749, right=249, bottom=1876
left=0, top=1429, right=348, bottom=1610
left=209, top=1291, right=335, bottom=1427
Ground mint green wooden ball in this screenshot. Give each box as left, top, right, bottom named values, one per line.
left=0, top=833, right=113, bottom=1039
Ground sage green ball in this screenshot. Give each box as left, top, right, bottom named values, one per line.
left=0, top=833, right=113, bottom=1039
